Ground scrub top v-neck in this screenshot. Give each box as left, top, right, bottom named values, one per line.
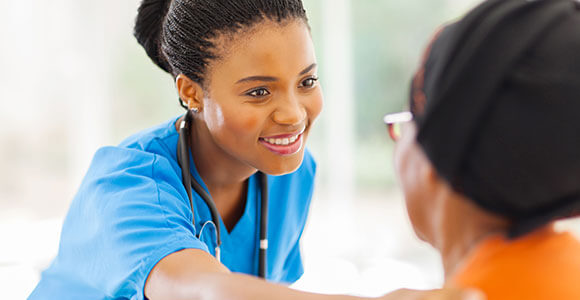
left=28, top=116, right=317, bottom=300
left=189, top=160, right=262, bottom=274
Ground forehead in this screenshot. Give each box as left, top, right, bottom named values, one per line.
left=208, top=19, right=316, bottom=79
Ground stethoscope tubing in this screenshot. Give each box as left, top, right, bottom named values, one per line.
left=258, top=172, right=268, bottom=278
left=178, top=118, right=195, bottom=224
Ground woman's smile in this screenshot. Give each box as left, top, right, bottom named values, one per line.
left=259, top=126, right=306, bottom=155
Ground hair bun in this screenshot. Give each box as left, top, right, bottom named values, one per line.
left=134, top=0, right=172, bottom=73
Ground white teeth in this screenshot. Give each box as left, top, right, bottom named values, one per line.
left=263, top=134, right=300, bottom=146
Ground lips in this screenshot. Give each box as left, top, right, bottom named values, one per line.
left=259, top=128, right=305, bottom=156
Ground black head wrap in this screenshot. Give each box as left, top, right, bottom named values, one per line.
left=411, top=0, right=580, bottom=237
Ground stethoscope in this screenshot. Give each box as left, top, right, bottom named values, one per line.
left=176, top=110, right=269, bottom=278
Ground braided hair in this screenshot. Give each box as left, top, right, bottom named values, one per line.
left=134, top=0, right=308, bottom=109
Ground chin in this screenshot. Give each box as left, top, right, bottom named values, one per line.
left=258, top=150, right=305, bottom=176
left=411, top=224, right=438, bottom=249
left=406, top=208, right=432, bottom=244
left=413, top=227, right=429, bottom=243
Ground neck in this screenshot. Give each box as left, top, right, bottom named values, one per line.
left=438, top=222, right=503, bottom=279
left=432, top=191, right=509, bottom=279
left=178, top=116, right=257, bottom=231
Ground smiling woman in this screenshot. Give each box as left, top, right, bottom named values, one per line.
left=177, top=19, right=322, bottom=178
left=25, top=1, right=476, bottom=300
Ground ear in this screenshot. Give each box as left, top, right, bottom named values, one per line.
left=176, top=74, right=204, bottom=111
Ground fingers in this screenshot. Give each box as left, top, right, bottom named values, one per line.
left=380, top=288, right=486, bottom=300
left=432, top=288, right=486, bottom=300
left=459, top=289, right=486, bottom=300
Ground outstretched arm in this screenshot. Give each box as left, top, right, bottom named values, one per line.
left=145, top=249, right=484, bottom=300
left=145, top=249, right=361, bottom=300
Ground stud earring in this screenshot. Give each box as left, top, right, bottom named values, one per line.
left=191, top=107, right=200, bottom=113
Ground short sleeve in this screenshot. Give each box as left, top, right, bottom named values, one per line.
left=54, top=147, right=208, bottom=299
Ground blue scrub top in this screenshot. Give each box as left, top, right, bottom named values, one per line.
left=29, top=116, right=316, bottom=300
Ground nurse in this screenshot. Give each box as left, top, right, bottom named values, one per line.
left=29, top=0, right=479, bottom=299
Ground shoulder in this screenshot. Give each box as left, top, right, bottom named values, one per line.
left=87, top=116, right=182, bottom=185
left=118, top=115, right=180, bottom=155
left=78, top=116, right=187, bottom=212
left=449, top=230, right=580, bottom=299
left=86, top=146, right=178, bottom=185
left=66, top=130, right=195, bottom=250
left=77, top=145, right=188, bottom=221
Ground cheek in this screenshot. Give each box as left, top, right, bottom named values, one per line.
left=204, top=100, right=263, bottom=141
left=241, top=115, right=259, bottom=132
left=402, top=179, right=429, bottom=241
left=394, top=140, right=411, bottom=191
left=394, top=141, right=429, bottom=239
left=203, top=101, right=226, bottom=131
left=306, top=90, right=323, bottom=121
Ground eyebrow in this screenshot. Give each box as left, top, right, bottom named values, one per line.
left=236, top=63, right=317, bottom=84
left=299, top=63, right=317, bottom=76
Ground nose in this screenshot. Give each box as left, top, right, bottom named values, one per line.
left=272, top=94, right=307, bottom=126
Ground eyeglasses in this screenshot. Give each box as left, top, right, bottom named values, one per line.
left=383, top=111, right=413, bottom=141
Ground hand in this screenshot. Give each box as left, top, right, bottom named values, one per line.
left=378, top=288, right=486, bottom=300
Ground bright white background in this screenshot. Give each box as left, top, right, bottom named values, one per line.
left=2, top=0, right=579, bottom=299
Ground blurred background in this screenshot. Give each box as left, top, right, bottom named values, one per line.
left=2, top=0, right=579, bottom=298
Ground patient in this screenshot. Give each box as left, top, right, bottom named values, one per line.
left=385, top=0, right=580, bottom=299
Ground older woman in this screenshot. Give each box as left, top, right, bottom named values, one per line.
left=386, top=0, right=580, bottom=299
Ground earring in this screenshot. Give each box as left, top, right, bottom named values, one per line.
left=191, top=107, right=199, bottom=113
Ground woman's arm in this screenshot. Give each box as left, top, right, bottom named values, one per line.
left=145, top=249, right=361, bottom=300
left=144, top=249, right=483, bottom=300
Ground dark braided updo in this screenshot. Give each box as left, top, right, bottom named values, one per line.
left=134, top=0, right=308, bottom=108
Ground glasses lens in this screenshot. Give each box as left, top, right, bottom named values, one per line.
left=384, top=111, right=413, bottom=141
left=388, top=123, right=401, bottom=141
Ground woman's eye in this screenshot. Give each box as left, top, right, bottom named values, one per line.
left=301, top=77, right=319, bottom=88
left=246, top=88, right=270, bottom=97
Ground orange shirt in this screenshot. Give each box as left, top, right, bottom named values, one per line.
left=448, top=225, right=580, bottom=300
